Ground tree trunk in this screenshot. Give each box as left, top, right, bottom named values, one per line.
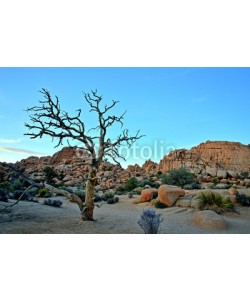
left=81, top=168, right=97, bottom=221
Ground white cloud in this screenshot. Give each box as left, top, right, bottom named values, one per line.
left=0, top=146, right=44, bottom=156
left=0, top=138, right=22, bottom=143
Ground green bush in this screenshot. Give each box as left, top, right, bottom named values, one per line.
left=75, top=190, right=86, bottom=201
left=138, top=180, right=154, bottom=188
left=240, top=172, right=249, bottom=179
left=197, top=191, right=235, bottom=214
left=107, top=197, right=119, bottom=205
left=124, top=177, right=138, bottom=191
left=13, top=190, right=33, bottom=201
left=115, top=185, right=126, bottom=194
left=133, top=188, right=143, bottom=195
left=9, top=179, right=24, bottom=192
left=206, top=183, right=216, bottom=189
left=183, top=182, right=201, bottom=190
left=103, top=191, right=115, bottom=201
left=0, top=188, right=9, bottom=202
left=43, top=167, right=65, bottom=185
left=37, top=188, right=51, bottom=198
left=211, top=177, right=220, bottom=185
left=155, top=200, right=168, bottom=209
left=43, top=167, right=58, bottom=185
left=236, top=194, right=250, bottom=206
left=0, top=181, right=10, bottom=190
left=161, top=168, right=194, bottom=188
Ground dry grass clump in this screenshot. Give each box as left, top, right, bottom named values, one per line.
left=197, top=191, right=235, bottom=214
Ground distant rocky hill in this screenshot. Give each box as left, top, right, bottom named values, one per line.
left=158, top=141, right=250, bottom=173
left=1, top=141, right=250, bottom=188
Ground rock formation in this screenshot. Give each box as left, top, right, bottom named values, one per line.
left=1, top=140, right=250, bottom=188
left=158, top=141, right=250, bottom=174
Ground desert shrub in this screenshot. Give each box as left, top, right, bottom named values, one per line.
left=0, top=189, right=9, bottom=202
left=127, top=192, right=133, bottom=198
left=240, top=172, right=249, bottom=179
left=75, top=190, right=86, bottom=201
left=236, top=194, right=250, bottom=206
left=138, top=180, right=160, bottom=189
left=12, top=190, right=33, bottom=201
left=28, top=187, right=39, bottom=197
left=43, top=167, right=58, bottom=185
left=133, top=188, right=143, bottom=195
left=115, top=191, right=125, bottom=196
left=183, top=182, right=201, bottom=190
left=124, top=177, right=138, bottom=191
left=161, top=168, right=194, bottom=188
left=37, top=187, right=51, bottom=198
left=9, top=179, right=24, bottom=192
left=44, top=199, right=63, bottom=207
left=211, top=177, right=220, bottom=185
left=197, top=191, right=235, bottom=214
left=106, top=197, right=119, bottom=205
left=115, top=185, right=126, bottom=195
left=152, top=182, right=161, bottom=189
left=106, top=198, right=115, bottom=204
left=138, top=180, right=154, bottom=188
left=151, top=190, right=158, bottom=199
left=103, top=191, right=115, bottom=201
left=43, top=167, right=65, bottom=185
left=155, top=200, right=168, bottom=209
left=0, top=181, right=10, bottom=190
left=138, top=209, right=162, bottom=234
left=94, top=195, right=102, bottom=203
left=206, top=183, right=216, bottom=189
left=62, top=186, right=74, bottom=194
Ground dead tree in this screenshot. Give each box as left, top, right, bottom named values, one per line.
left=24, top=89, right=144, bottom=221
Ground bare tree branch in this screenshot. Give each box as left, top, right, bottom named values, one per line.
left=24, top=88, right=144, bottom=221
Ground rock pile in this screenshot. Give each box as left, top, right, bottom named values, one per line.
left=1, top=140, right=249, bottom=189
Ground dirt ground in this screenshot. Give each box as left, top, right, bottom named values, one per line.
left=1, top=192, right=250, bottom=234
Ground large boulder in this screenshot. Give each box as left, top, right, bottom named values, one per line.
left=206, top=167, right=217, bottom=177
left=175, top=197, right=192, bottom=208
left=158, top=185, right=185, bottom=207
left=244, top=179, right=250, bottom=185
left=216, top=183, right=229, bottom=189
left=191, top=198, right=200, bottom=209
left=217, top=170, right=228, bottom=179
left=229, top=187, right=238, bottom=195
left=193, top=210, right=227, bottom=230
left=140, top=188, right=157, bottom=203
left=227, top=170, right=238, bottom=178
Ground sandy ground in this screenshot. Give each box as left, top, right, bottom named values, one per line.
left=1, top=192, right=250, bottom=234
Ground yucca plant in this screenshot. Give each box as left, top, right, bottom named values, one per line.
left=197, top=191, right=235, bottom=214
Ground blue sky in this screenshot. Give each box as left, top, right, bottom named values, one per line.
left=0, top=67, right=249, bottom=167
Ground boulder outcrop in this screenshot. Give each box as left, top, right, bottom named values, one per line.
left=158, top=141, right=250, bottom=174
left=3, top=140, right=250, bottom=189
left=158, top=185, right=185, bottom=207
